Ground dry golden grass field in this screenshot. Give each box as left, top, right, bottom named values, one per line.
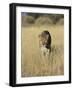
left=21, top=25, right=64, bottom=77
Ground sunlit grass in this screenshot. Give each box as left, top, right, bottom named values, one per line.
left=21, top=25, right=64, bottom=77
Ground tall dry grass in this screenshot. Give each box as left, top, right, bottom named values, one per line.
left=21, top=25, right=64, bottom=77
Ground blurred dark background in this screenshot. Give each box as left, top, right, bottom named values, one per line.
left=21, top=12, right=64, bottom=26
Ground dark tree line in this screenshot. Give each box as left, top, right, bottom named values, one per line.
left=21, top=13, right=64, bottom=26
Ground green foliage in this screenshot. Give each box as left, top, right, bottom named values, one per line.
left=48, top=14, right=64, bottom=24
left=57, top=18, right=64, bottom=25
left=35, top=16, right=53, bottom=25
left=21, top=16, right=35, bottom=26
left=21, top=13, right=64, bottom=26
left=26, top=13, right=41, bottom=19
